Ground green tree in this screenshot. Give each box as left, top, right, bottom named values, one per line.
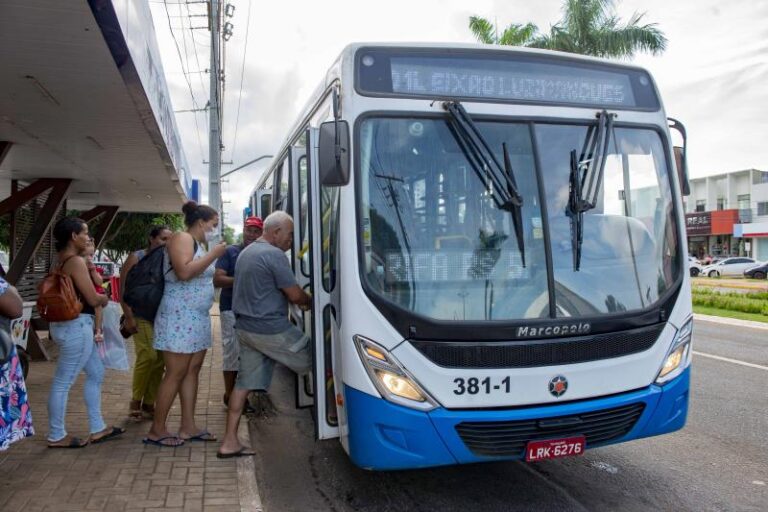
left=222, top=225, right=235, bottom=245
left=98, top=212, right=183, bottom=263
left=469, top=16, right=539, bottom=46
left=469, top=0, right=667, bottom=59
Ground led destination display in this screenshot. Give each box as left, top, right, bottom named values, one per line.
left=391, top=59, right=633, bottom=106
left=357, top=48, right=660, bottom=109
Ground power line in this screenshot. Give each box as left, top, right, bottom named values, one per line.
left=174, top=1, right=206, bottom=162
left=162, top=0, right=205, bottom=160
left=184, top=0, right=211, bottom=138
left=229, top=0, right=252, bottom=164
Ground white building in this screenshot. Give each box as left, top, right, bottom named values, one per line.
left=684, top=169, right=768, bottom=261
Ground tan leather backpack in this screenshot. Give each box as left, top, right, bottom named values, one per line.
left=37, top=256, right=83, bottom=322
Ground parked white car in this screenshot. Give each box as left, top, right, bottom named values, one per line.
left=687, top=255, right=704, bottom=277
left=701, top=257, right=760, bottom=277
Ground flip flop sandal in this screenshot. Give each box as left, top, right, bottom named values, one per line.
left=48, top=436, right=88, bottom=449
left=216, top=447, right=256, bottom=459
left=181, top=430, right=217, bottom=442
left=91, top=426, right=126, bottom=444
left=142, top=436, right=185, bottom=447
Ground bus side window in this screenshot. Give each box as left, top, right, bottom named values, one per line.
left=298, top=155, right=310, bottom=277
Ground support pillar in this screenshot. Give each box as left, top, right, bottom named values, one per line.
left=1, top=178, right=72, bottom=285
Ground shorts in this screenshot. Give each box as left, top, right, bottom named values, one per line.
left=220, top=310, right=239, bottom=371
left=236, top=325, right=311, bottom=391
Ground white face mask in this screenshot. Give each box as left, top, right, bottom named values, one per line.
left=204, top=229, right=217, bottom=243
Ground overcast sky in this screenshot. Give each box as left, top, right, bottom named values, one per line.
left=148, top=0, right=768, bottom=233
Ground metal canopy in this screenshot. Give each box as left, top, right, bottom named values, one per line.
left=0, top=0, right=193, bottom=212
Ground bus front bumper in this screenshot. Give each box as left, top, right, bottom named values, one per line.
left=344, top=367, right=689, bottom=471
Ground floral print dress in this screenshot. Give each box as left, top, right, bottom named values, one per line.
left=1, top=279, right=34, bottom=451
left=153, top=243, right=215, bottom=354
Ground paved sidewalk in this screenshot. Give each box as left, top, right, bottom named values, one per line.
left=0, top=313, right=254, bottom=512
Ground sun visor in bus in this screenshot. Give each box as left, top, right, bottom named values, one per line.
left=319, top=120, right=350, bottom=186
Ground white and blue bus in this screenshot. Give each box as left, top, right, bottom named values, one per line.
left=247, top=43, right=692, bottom=470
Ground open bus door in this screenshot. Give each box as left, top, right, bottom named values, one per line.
left=289, top=145, right=314, bottom=409
left=293, top=127, right=340, bottom=440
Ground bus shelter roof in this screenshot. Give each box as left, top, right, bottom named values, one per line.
left=0, top=0, right=194, bottom=212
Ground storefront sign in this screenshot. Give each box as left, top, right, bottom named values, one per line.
left=686, top=212, right=711, bottom=235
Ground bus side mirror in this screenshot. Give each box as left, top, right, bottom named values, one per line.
left=673, top=146, right=690, bottom=197
left=318, top=120, right=350, bottom=186
left=668, top=118, right=690, bottom=197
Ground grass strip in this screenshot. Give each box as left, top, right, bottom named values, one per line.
left=693, top=305, right=768, bottom=324
left=691, top=291, right=768, bottom=316
left=691, top=287, right=768, bottom=301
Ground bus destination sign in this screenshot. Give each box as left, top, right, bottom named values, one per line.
left=356, top=49, right=659, bottom=110
left=391, top=59, right=634, bottom=107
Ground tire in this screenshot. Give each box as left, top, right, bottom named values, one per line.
left=754, top=271, right=766, bottom=280
left=690, top=268, right=700, bottom=277
left=708, top=270, right=719, bottom=278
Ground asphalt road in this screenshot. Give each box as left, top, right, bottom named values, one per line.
left=247, top=319, right=768, bottom=512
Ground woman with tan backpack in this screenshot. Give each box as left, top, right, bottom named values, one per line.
left=43, top=217, right=124, bottom=448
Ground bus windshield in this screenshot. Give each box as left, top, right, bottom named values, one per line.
left=358, top=116, right=680, bottom=322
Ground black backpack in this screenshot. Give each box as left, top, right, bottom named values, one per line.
left=123, top=241, right=199, bottom=321
left=123, top=245, right=168, bottom=322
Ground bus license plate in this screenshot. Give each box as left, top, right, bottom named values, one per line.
left=525, top=436, right=585, bottom=462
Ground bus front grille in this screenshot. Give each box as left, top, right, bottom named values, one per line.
left=455, top=402, right=645, bottom=458
left=411, top=324, right=665, bottom=368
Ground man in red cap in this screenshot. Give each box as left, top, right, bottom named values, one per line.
left=213, top=216, right=263, bottom=409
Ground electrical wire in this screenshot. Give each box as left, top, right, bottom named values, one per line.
left=162, top=0, right=205, bottom=160
left=229, top=0, right=252, bottom=165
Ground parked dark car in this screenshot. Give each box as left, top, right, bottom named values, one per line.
left=744, top=262, right=768, bottom=280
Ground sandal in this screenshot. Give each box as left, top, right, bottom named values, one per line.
left=216, top=447, right=256, bottom=459
left=129, top=400, right=143, bottom=421
left=90, top=426, right=126, bottom=444
left=48, top=436, right=88, bottom=449
left=142, top=436, right=185, bottom=447
left=180, top=430, right=217, bottom=442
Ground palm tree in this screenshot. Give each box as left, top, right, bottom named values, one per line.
left=469, top=16, right=539, bottom=46
left=469, top=0, right=667, bottom=59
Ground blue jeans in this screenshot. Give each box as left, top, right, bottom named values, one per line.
left=47, top=315, right=106, bottom=442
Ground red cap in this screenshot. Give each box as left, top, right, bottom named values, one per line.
left=244, top=216, right=263, bottom=229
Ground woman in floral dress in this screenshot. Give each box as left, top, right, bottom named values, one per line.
left=144, top=201, right=226, bottom=447
left=1, top=276, right=34, bottom=451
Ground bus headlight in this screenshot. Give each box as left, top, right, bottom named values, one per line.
left=353, top=335, right=438, bottom=411
left=655, top=317, right=693, bottom=384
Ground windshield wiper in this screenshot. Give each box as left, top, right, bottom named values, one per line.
left=442, top=101, right=526, bottom=267
left=567, top=110, right=616, bottom=271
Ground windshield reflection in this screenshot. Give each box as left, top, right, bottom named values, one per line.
left=359, top=117, right=680, bottom=322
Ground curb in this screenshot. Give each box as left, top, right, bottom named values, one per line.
left=237, top=417, right=264, bottom=512
left=693, top=313, right=768, bottom=331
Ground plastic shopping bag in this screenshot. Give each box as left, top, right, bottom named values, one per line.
left=101, top=302, right=129, bottom=371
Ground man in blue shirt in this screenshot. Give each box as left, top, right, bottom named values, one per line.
left=214, top=216, right=263, bottom=409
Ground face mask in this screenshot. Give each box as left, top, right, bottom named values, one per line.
left=204, top=230, right=217, bottom=243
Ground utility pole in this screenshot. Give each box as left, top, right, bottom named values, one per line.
left=208, top=0, right=222, bottom=234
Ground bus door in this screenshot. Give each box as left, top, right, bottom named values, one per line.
left=305, top=127, right=340, bottom=440
left=289, top=145, right=314, bottom=408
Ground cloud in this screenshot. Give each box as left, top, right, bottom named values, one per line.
left=152, top=0, right=768, bottom=231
